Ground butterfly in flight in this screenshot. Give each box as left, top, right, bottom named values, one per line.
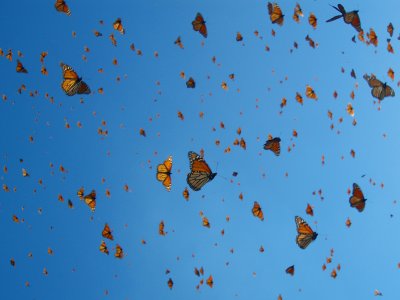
left=113, top=18, right=125, bottom=34
left=268, top=2, right=284, bottom=26
left=187, top=151, right=217, bottom=191
left=192, top=13, right=207, bottom=38
left=60, top=63, right=91, bottom=96
left=16, top=60, right=28, bottom=73
left=54, top=0, right=71, bottom=16
left=326, top=4, right=362, bottom=32
left=285, top=265, right=295, bottom=276
left=349, top=183, right=367, bottom=212
left=83, top=190, right=96, bottom=212
left=295, top=216, right=318, bottom=249
left=263, top=137, right=281, bottom=156
left=363, top=74, right=395, bottom=100
left=156, top=156, right=172, bottom=191
left=102, top=223, right=114, bottom=240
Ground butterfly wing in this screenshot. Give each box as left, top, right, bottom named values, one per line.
left=187, top=171, right=211, bottom=191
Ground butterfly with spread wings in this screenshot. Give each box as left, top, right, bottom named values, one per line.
left=263, top=137, right=281, bottom=156
left=268, top=2, right=284, bottom=26
left=102, top=223, right=114, bottom=240
left=60, top=63, right=91, bottom=96
left=16, top=60, right=28, bottom=73
left=187, top=151, right=217, bottom=191
left=192, top=13, right=207, bottom=38
left=83, top=190, right=96, bottom=212
left=156, top=156, right=172, bottom=191
left=363, top=74, right=395, bottom=100
left=349, top=183, right=367, bottom=212
left=295, top=216, right=318, bottom=249
left=326, top=4, right=362, bottom=32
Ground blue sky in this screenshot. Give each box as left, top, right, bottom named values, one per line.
left=1, top=0, right=400, bottom=299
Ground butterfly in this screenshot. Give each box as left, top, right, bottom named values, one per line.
left=115, top=244, right=124, bottom=259
left=387, top=22, right=394, bottom=37
left=292, top=3, right=303, bottom=23
left=186, top=77, right=195, bottom=88
left=306, top=85, right=318, bottom=99
left=102, top=223, right=114, bottom=240
left=113, top=18, right=125, bottom=34
left=295, top=216, right=318, bottom=249
left=83, top=190, right=96, bottom=212
left=363, top=74, right=395, bottom=100
left=159, top=221, right=166, bottom=236
left=285, top=265, right=295, bottom=276
left=252, top=201, right=264, bottom=221
left=16, top=60, right=28, bottom=73
left=182, top=187, right=190, bottom=201
left=174, top=36, right=184, bottom=49
left=60, top=63, right=91, bottom=96
left=263, top=137, right=281, bottom=156
left=268, top=2, right=284, bottom=26
left=156, top=156, right=172, bottom=191
left=99, top=240, right=109, bottom=255
left=308, top=13, right=317, bottom=29
left=54, top=0, right=71, bottom=16
left=206, top=275, right=213, bottom=288
left=187, top=151, right=217, bottom=191
left=349, top=183, right=367, bottom=212
left=192, top=13, right=207, bottom=38
left=326, top=4, right=362, bottom=32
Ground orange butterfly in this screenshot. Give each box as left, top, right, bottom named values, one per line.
left=113, top=18, right=125, bottom=34
left=192, top=13, right=207, bottom=38
left=102, top=223, right=114, bottom=240
left=159, top=221, right=166, bottom=236
left=349, top=183, right=366, bottom=212
left=60, top=63, right=90, bottom=96
left=54, top=0, right=71, bottom=16
left=167, top=278, right=174, bottom=289
left=236, top=32, right=243, bottom=42
left=308, top=13, right=317, bottom=29
left=367, top=28, right=378, bottom=46
left=202, top=216, right=210, bottom=228
left=99, top=240, right=109, bottom=255
left=387, top=22, right=394, bottom=37
left=115, top=244, right=124, bottom=259
left=326, top=4, right=362, bottom=32
left=186, top=77, right=196, bottom=88
left=156, top=156, right=172, bottom=191
left=295, top=216, right=318, bottom=249
left=206, top=275, right=213, bottom=288
left=182, top=187, right=189, bottom=201
left=363, top=74, right=395, bottom=100
left=306, top=85, right=318, bottom=99
left=268, top=2, right=284, bottom=26
left=187, top=151, right=217, bottom=191
left=83, top=190, right=96, bottom=212
left=252, top=201, right=264, bottom=221
left=16, top=60, right=28, bottom=73
left=263, top=137, right=281, bottom=156
left=285, top=265, right=295, bottom=276
left=174, top=36, right=184, bottom=49
left=292, top=3, right=303, bottom=23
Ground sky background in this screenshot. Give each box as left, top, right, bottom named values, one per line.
left=1, top=0, right=400, bottom=299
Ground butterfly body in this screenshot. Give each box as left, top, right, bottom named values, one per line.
left=326, top=4, right=362, bottom=32
left=156, top=156, right=172, bottom=191
left=60, top=63, right=90, bottom=96
left=295, top=216, right=318, bottom=249
left=187, top=151, right=216, bottom=191
left=349, top=183, right=367, bottom=212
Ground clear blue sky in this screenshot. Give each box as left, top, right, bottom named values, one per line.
left=1, top=0, right=400, bottom=299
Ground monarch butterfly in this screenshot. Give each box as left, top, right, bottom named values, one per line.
left=292, top=3, right=303, bottom=23
left=192, top=13, right=207, bottom=38
left=263, top=137, right=281, bottom=156
left=236, top=32, right=243, bottom=42
left=159, top=221, right=166, bottom=236
left=268, top=2, right=284, bottom=26
left=54, top=0, right=71, bottom=16
left=252, top=201, right=264, bottom=221
left=295, top=216, right=318, bottom=249
left=306, top=85, right=318, bottom=99
left=16, top=60, right=28, bottom=73
left=326, top=4, right=362, bottom=33
left=186, top=77, right=196, bottom=88
left=206, top=275, right=213, bottom=288
left=113, top=18, right=125, bottom=34
left=99, top=240, right=109, bottom=255
left=77, top=187, right=84, bottom=200
left=182, top=187, right=189, bottom=201
left=202, top=216, right=210, bottom=228
left=174, top=36, right=184, bottom=49
left=306, top=203, right=314, bottom=216
left=167, top=278, right=173, bottom=289
left=68, top=199, right=73, bottom=209
left=156, top=156, right=172, bottom=191
left=285, top=265, right=295, bottom=276
left=367, top=28, right=378, bottom=47
left=363, top=74, right=395, bottom=100
left=102, top=223, right=114, bottom=240
left=387, top=22, right=394, bottom=37
left=349, top=183, right=367, bottom=212
left=22, top=168, right=29, bottom=177
left=187, top=151, right=217, bottom=191
left=60, top=63, right=90, bottom=96
left=308, top=13, right=317, bottom=29
left=114, top=244, right=123, bottom=259
left=83, top=190, right=96, bottom=212
left=109, top=34, right=117, bottom=46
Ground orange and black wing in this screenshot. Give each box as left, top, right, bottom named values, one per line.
left=54, top=0, right=71, bottom=16
left=252, top=201, right=264, bottom=221
left=295, top=216, right=318, bottom=249
left=102, top=223, right=114, bottom=240
left=83, top=190, right=96, bottom=212
left=268, top=2, right=284, bottom=26
left=187, top=151, right=216, bottom=191
left=285, top=265, right=295, bottom=276
left=263, top=137, right=281, bottom=156
left=16, top=60, right=28, bottom=73
left=156, top=156, right=172, bottom=191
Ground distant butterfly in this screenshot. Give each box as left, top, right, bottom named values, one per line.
left=113, top=18, right=125, bottom=34
left=349, top=183, right=367, bottom=212
left=54, top=0, right=71, bottom=16
left=114, top=244, right=124, bottom=259
left=156, top=156, right=172, bottom=191
left=206, top=275, right=213, bottom=288
left=387, top=22, right=394, bottom=37
left=308, top=13, right=317, bottom=29
left=192, top=13, right=207, bottom=38
left=306, top=85, right=318, bottom=99
left=174, top=36, right=184, bottom=49
left=326, top=4, right=362, bottom=32
left=167, top=278, right=174, bottom=289
left=292, top=3, right=303, bottom=23
left=16, top=60, right=28, bottom=73
left=187, top=151, right=217, bottom=191
left=99, top=240, right=109, bottom=255
left=102, top=223, right=114, bottom=240
left=83, top=190, right=96, bottom=212
left=363, top=74, right=395, bottom=100
left=268, top=2, right=284, bottom=26
left=286, top=265, right=295, bottom=276
left=295, top=216, right=318, bottom=249
left=252, top=201, right=264, bottom=221
left=186, top=77, right=196, bottom=88
left=60, top=63, right=90, bottom=96
left=159, top=221, right=166, bottom=236
left=263, top=137, right=281, bottom=156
